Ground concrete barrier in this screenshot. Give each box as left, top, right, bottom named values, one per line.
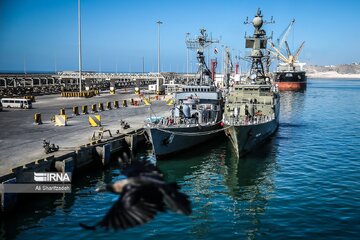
left=167, top=98, right=174, bottom=105
left=61, top=91, right=97, bottom=98
left=24, top=95, right=36, bottom=102
left=89, top=115, right=101, bottom=127
left=143, top=98, right=151, bottom=106
left=55, top=115, right=67, bottom=126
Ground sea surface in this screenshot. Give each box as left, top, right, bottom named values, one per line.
left=1, top=79, right=360, bottom=239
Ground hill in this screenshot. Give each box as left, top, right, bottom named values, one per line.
left=304, top=64, right=360, bottom=79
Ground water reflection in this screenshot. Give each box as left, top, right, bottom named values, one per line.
left=156, top=133, right=278, bottom=240
left=223, top=135, right=278, bottom=239
left=280, top=91, right=306, bottom=125
left=155, top=141, right=222, bottom=239
left=3, top=131, right=278, bottom=240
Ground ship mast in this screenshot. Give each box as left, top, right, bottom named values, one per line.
left=186, top=29, right=219, bottom=85
left=244, top=8, right=273, bottom=84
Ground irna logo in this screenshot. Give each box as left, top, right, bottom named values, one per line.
left=34, top=172, right=71, bottom=182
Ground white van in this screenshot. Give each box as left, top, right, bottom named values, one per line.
left=1, top=98, right=32, bottom=109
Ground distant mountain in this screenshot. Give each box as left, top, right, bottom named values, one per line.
left=304, top=64, right=360, bottom=79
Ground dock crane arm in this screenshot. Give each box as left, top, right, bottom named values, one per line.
left=293, top=41, right=305, bottom=62
left=284, top=41, right=292, bottom=58
left=268, top=49, right=289, bottom=63
left=277, top=18, right=295, bottom=51
left=268, top=41, right=290, bottom=63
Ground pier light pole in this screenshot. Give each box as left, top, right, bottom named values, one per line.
left=78, top=0, right=82, bottom=92
left=142, top=56, right=145, bottom=73
left=186, top=32, right=190, bottom=80
left=156, top=20, right=162, bottom=94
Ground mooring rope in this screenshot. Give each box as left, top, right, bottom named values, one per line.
left=152, top=124, right=232, bottom=136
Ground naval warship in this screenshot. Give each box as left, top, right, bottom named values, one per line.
left=145, top=29, right=223, bottom=159
left=222, top=9, right=280, bottom=158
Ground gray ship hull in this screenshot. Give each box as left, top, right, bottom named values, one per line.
left=224, top=119, right=278, bottom=158
left=146, top=124, right=222, bottom=159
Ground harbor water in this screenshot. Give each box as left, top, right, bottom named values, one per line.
left=1, top=79, right=360, bottom=239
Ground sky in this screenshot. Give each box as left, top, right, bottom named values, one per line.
left=0, top=0, right=359, bottom=73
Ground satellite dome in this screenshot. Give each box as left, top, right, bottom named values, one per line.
left=252, top=16, right=263, bottom=29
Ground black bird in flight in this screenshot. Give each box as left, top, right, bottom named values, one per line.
left=80, top=160, right=192, bottom=230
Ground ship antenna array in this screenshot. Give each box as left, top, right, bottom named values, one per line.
left=185, top=29, right=219, bottom=85
left=243, top=8, right=275, bottom=82
left=185, top=28, right=219, bottom=52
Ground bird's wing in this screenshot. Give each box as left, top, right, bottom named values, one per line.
left=82, top=184, right=166, bottom=230
left=122, top=160, right=163, bottom=180
left=159, top=182, right=192, bottom=215
left=96, top=197, right=158, bottom=230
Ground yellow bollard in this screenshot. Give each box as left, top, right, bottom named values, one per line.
left=114, top=100, right=119, bottom=109
left=60, top=108, right=65, bottom=115
left=98, top=103, right=104, bottom=111
left=91, top=104, right=97, bottom=113
left=73, top=106, right=79, bottom=115
left=82, top=105, right=88, bottom=114
left=106, top=102, right=112, bottom=110
left=34, top=113, right=42, bottom=125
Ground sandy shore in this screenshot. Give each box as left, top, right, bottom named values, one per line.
left=307, top=71, right=360, bottom=79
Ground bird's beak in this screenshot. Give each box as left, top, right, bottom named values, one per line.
left=95, top=184, right=114, bottom=193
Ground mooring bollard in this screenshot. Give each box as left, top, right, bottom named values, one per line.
left=73, top=106, right=79, bottom=115
left=106, top=102, right=112, bottom=110
left=123, top=100, right=128, bottom=107
left=82, top=105, right=88, bottom=114
left=114, top=100, right=119, bottom=109
left=60, top=108, right=65, bottom=115
left=91, top=104, right=97, bottom=113
left=98, top=103, right=104, bottom=111
left=34, top=113, right=42, bottom=125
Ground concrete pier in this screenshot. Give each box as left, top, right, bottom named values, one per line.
left=0, top=89, right=171, bottom=212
